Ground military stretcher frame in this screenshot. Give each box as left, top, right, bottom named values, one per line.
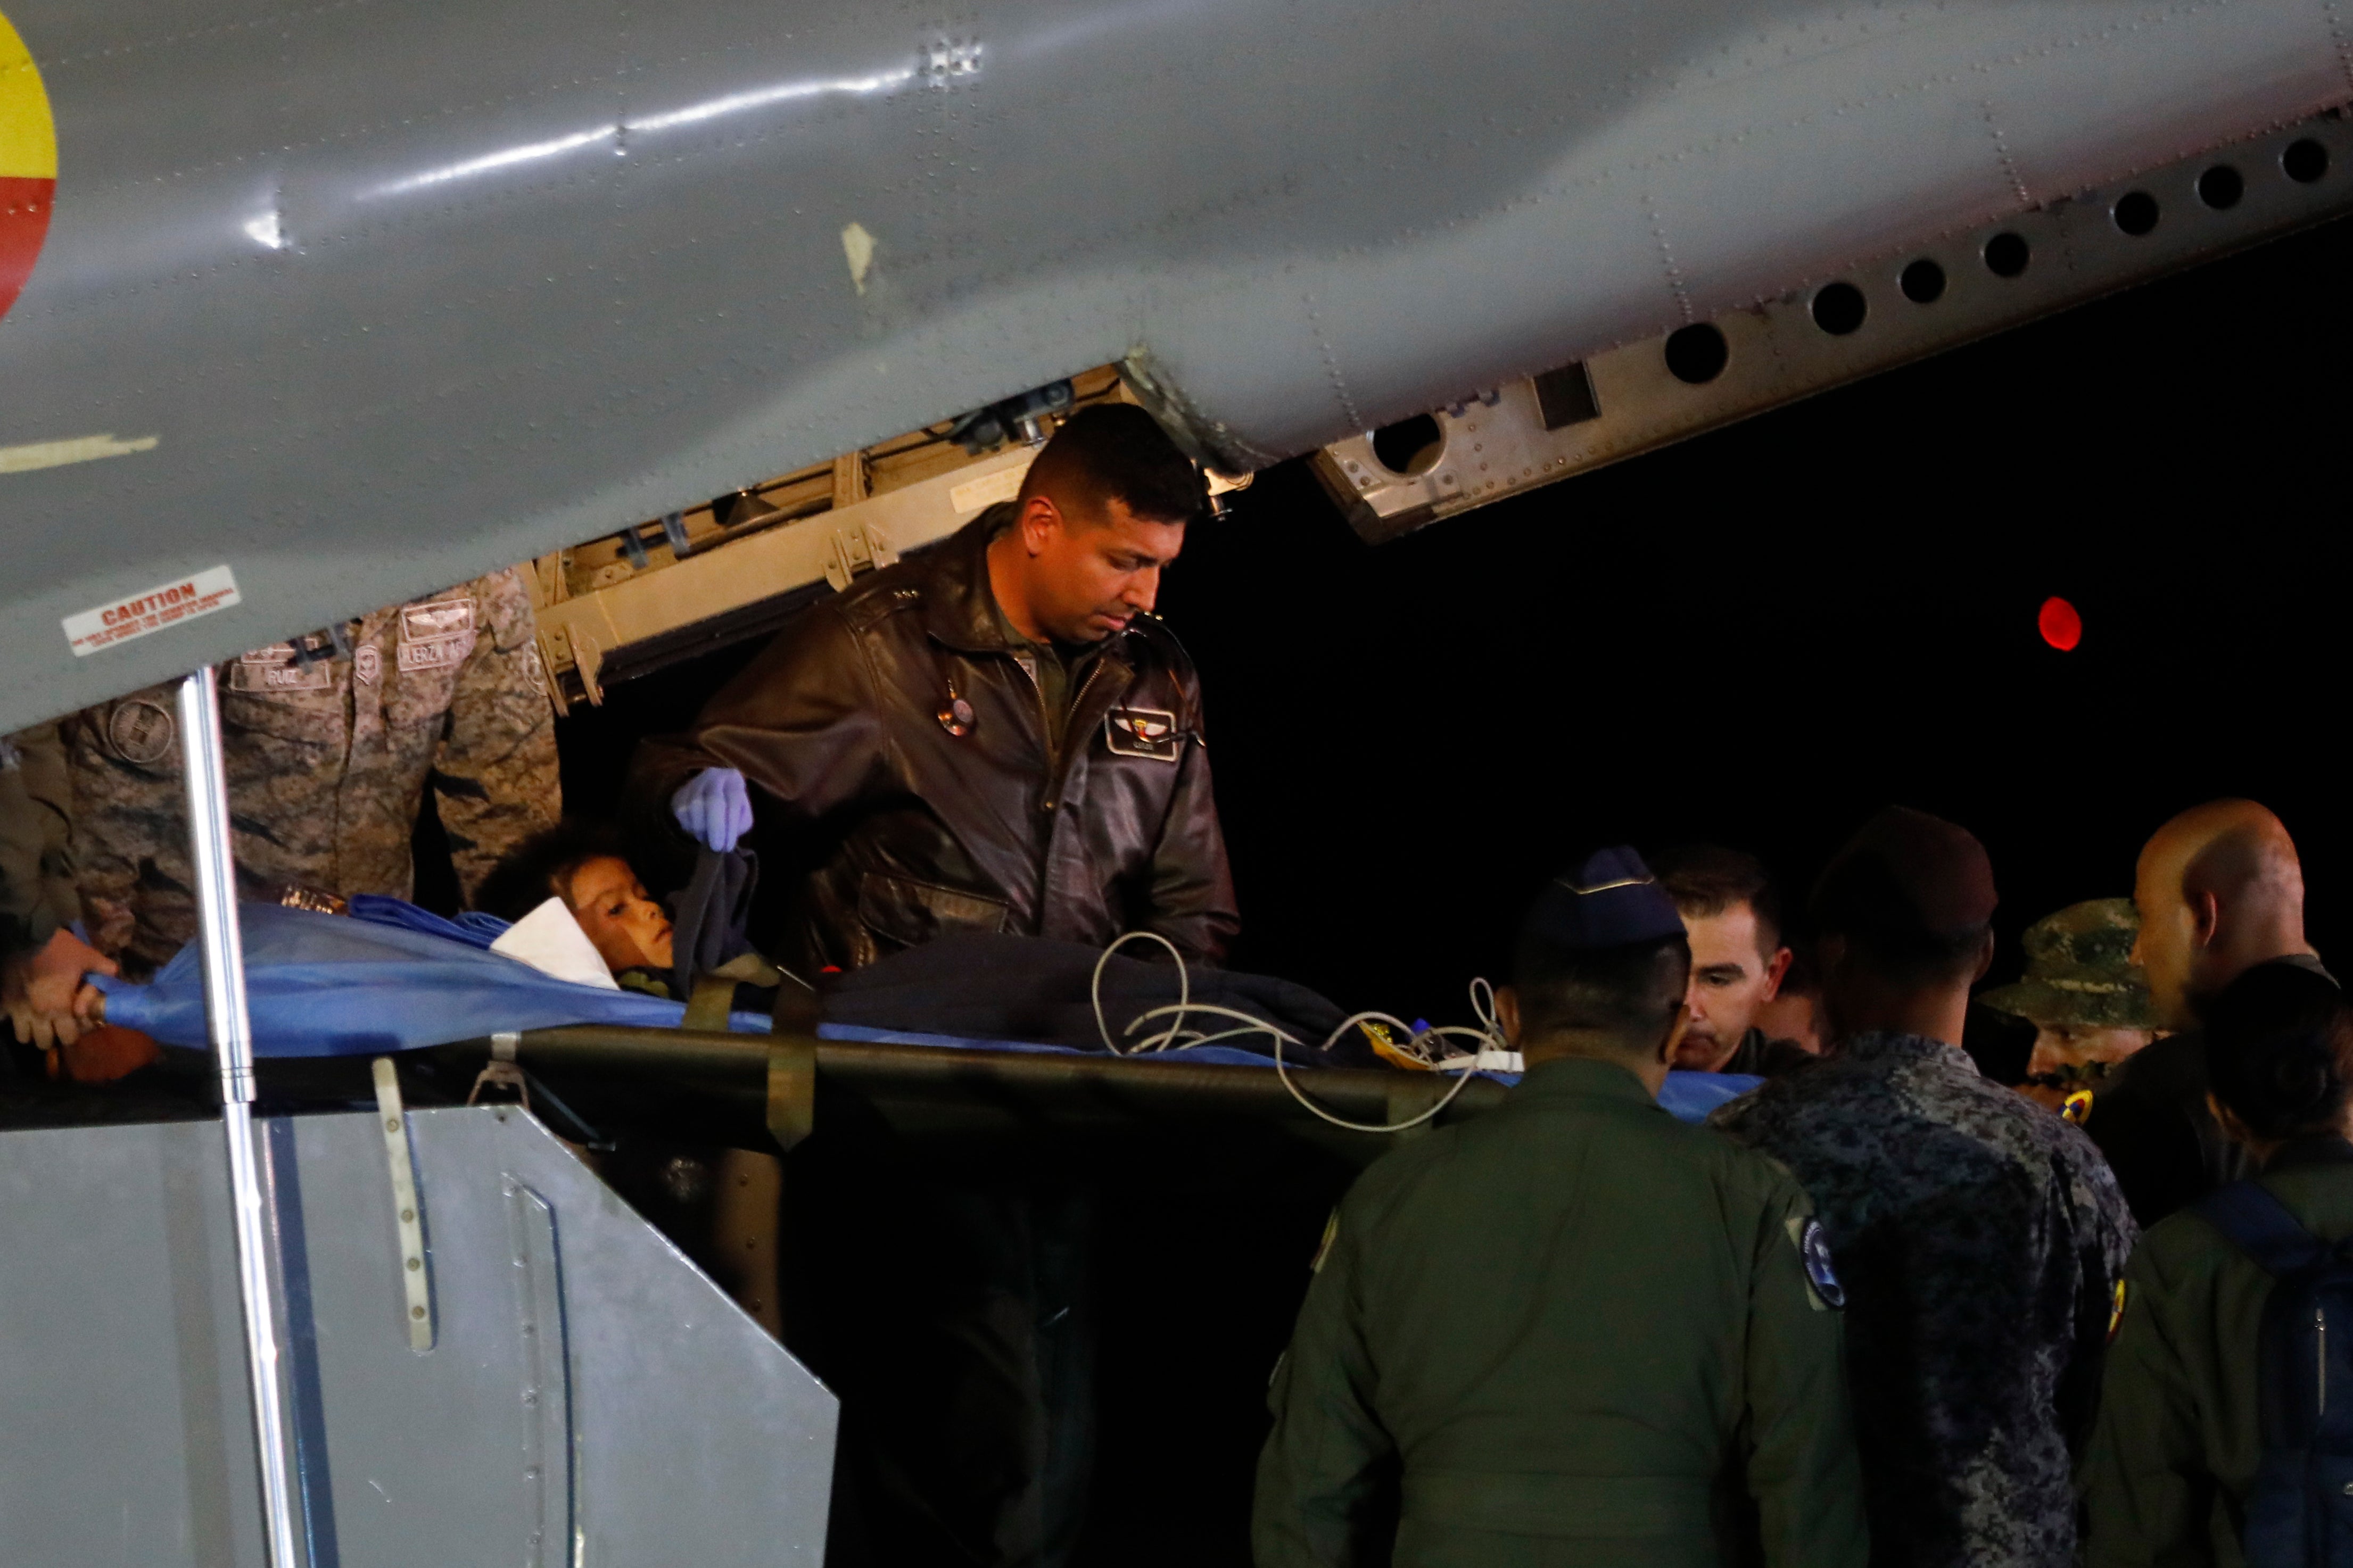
left=446, top=1021, right=1508, bottom=1163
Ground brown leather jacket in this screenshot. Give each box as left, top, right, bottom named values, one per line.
left=625, top=510, right=1238, bottom=976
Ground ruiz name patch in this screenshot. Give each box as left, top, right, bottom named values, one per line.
left=230, top=640, right=333, bottom=692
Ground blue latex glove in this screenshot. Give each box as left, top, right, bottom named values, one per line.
left=671, top=767, right=753, bottom=852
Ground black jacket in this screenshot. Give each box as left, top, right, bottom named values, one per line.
left=2083, top=955, right=2335, bottom=1227
left=626, top=511, right=1238, bottom=976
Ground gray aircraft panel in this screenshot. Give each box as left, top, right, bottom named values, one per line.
left=0, top=1113, right=271, bottom=1566
left=0, top=1105, right=835, bottom=1566
left=0, top=0, right=2342, bottom=729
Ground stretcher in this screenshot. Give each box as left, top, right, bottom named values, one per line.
left=92, top=898, right=1758, bottom=1152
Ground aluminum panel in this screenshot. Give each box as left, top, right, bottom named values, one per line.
left=0, top=1107, right=836, bottom=1566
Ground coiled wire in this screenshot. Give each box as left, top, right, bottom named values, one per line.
left=1088, top=932, right=1512, bottom=1134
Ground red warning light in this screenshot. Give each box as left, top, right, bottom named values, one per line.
left=2038, top=596, right=2082, bottom=651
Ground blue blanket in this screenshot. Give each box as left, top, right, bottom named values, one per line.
left=1656, top=1070, right=1761, bottom=1122
left=93, top=902, right=774, bottom=1055
left=89, top=902, right=1760, bottom=1122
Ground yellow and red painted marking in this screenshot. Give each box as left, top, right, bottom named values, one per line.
left=0, top=7, right=56, bottom=322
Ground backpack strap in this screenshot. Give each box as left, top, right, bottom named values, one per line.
left=2193, top=1180, right=2330, bottom=1276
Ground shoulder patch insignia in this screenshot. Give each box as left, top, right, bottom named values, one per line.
left=105, top=698, right=175, bottom=765
left=1104, top=706, right=1180, bottom=761
left=1798, top=1217, right=1845, bottom=1309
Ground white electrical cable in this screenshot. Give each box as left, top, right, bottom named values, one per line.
left=1088, top=933, right=1508, bottom=1134
left=1091, top=929, right=1194, bottom=1052
left=1469, top=975, right=1501, bottom=1039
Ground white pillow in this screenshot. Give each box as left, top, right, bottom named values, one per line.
left=489, top=897, right=622, bottom=992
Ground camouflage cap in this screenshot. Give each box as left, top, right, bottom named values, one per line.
left=1979, top=897, right=2157, bottom=1030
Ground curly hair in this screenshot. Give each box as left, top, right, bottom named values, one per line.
left=472, top=819, right=630, bottom=923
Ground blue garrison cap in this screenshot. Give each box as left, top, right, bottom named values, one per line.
left=1518, top=847, right=1688, bottom=951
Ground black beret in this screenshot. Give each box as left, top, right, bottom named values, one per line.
left=1812, top=807, right=1997, bottom=945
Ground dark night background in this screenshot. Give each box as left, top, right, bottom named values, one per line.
left=440, top=213, right=2353, bottom=1565
left=552, top=209, right=2353, bottom=1030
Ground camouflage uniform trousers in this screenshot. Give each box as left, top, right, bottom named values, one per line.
left=71, top=567, right=561, bottom=976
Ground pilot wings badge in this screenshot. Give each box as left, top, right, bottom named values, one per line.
left=397, top=596, right=478, bottom=673
left=1103, top=706, right=1180, bottom=762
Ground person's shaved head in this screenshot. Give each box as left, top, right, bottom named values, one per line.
left=2134, top=800, right=2314, bottom=1029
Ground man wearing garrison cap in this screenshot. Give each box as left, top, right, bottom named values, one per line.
left=1713, top=808, right=2136, bottom=1568
left=1254, top=848, right=1867, bottom=1568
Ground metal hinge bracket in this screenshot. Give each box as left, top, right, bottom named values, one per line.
left=824, top=522, right=899, bottom=591
left=372, top=1057, right=436, bottom=1351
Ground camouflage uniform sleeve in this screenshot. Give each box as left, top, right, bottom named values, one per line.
left=2078, top=1246, right=2208, bottom=1567
left=1740, top=1167, right=1870, bottom=1568
left=0, top=749, right=33, bottom=959
left=61, top=690, right=185, bottom=970
left=432, top=568, right=561, bottom=902
left=1252, top=1205, right=1399, bottom=1568
left=0, top=723, right=77, bottom=958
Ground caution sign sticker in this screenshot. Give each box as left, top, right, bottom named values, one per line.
left=0, top=7, right=56, bottom=322
left=63, top=567, right=243, bottom=657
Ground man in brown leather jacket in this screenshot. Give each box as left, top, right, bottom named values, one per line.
left=626, top=403, right=1238, bottom=981
left=623, top=405, right=1236, bottom=1568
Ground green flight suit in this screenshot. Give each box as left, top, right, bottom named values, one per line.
left=1253, top=1056, right=1869, bottom=1568
left=2080, top=1136, right=2353, bottom=1567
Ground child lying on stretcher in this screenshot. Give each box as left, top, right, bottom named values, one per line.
left=476, top=822, right=678, bottom=988
left=475, top=822, right=781, bottom=1009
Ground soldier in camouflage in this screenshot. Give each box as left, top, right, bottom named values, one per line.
left=69, top=568, right=560, bottom=976
left=1, top=724, right=79, bottom=965
left=1712, top=809, right=2137, bottom=1568
left=1979, top=898, right=2161, bottom=1117
left=2, top=722, right=117, bottom=1051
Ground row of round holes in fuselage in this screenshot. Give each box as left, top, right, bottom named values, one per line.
left=1660, top=136, right=2335, bottom=384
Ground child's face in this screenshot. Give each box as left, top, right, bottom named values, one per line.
left=566, top=856, right=675, bottom=973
